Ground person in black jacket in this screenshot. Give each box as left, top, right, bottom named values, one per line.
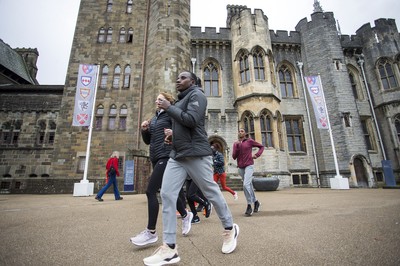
left=130, top=92, right=193, bottom=247
left=143, top=72, right=239, bottom=266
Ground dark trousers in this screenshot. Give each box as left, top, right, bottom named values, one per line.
left=186, top=178, right=209, bottom=217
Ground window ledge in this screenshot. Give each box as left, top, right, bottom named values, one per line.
left=288, top=152, right=307, bottom=156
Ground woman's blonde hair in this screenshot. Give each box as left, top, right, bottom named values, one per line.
left=159, top=92, right=175, bottom=104
left=111, top=151, right=119, bottom=158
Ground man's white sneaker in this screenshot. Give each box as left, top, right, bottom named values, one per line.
left=233, top=192, right=239, bottom=201
left=143, top=244, right=180, bottom=266
left=222, top=223, right=239, bottom=254
left=182, top=211, right=193, bottom=235
left=130, top=229, right=158, bottom=246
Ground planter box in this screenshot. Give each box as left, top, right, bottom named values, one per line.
left=252, top=176, right=280, bottom=191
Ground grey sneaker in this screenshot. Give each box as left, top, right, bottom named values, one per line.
left=130, top=229, right=158, bottom=246
left=182, top=211, right=193, bottom=235
left=254, top=200, right=261, bottom=213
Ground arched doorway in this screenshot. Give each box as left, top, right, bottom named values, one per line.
left=354, top=157, right=368, bottom=187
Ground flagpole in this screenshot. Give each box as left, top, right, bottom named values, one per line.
left=317, top=74, right=349, bottom=189
left=82, top=64, right=100, bottom=181
left=297, top=62, right=320, bottom=187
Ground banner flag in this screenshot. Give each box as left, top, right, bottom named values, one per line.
left=72, top=64, right=98, bottom=126
left=304, top=75, right=329, bottom=130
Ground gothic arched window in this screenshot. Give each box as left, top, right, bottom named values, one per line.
left=119, top=27, right=126, bottom=43
left=377, top=58, right=398, bottom=90
left=279, top=65, right=295, bottom=98
left=107, top=0, right=113, bottom=12
left=100, top=65, right=109, bottom=89
left=119, top=104, right=128, bottom=130
left=108, top=104, right=117, bottom=130
left=203, top=62, right=219, bottom=96
left=123, top=65, right=131, bottom=89
left=253, top=49, right=265, bottom=80
left=112, top=65, right=121, bottom=89
left=106, top=27, right=113, bottom=43
left=126, top=0, right=133, bottom=13
left=239, top=53, right=250, bottom=84
left=260, top=111, right=273, bottom=148
left=243, top=112, right=255, bottom=140
left=127, top=28, right=133, bottom=43
left=98, top=28, right=105, bottom=43
left=95, top=104, right=104, bottom=130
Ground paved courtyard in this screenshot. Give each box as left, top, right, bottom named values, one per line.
left=1, top=188, right=399, bottom=265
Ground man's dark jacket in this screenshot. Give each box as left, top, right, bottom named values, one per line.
left=166, top=86, right=212, bottom=159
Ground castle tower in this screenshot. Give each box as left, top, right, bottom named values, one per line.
left=228, top=6, right=279, bottom=136
left=142, top=0, right=191, bottom=122
left=296, top=12, right=372, bottom=186
left=52, top=0, right=191, bottom=192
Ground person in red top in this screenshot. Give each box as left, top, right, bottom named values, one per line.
left=95, top=151, right=123, bottom=201
left=232, top=128, right=264, bottom=216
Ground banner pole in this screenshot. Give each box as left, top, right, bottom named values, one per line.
left=82, top=64, right=100, bottom=181
left=297, top=62, right=321, bottom=187
left=317, top=75, right=349, bottom=189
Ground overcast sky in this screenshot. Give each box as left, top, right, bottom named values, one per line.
left=0, top=0, right=399, bottom=85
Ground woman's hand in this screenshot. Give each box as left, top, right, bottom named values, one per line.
left=164, top=128, right=172, bottom=144
left=141, top=120, right=149, bottom=130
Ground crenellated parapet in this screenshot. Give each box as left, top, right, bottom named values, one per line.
left=191, top=27, right=230, bottom=40
left=270, top=30, right=301, bottom=44
left=295, top=12, right=336, bottom=32
left=355, top=18, right=399, bottom=44
left=340, top=35, right=362, bottom=55
left=270, top=30, right=301, bottom=51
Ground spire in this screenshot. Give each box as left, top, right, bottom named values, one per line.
left=313, top=0, right=323, bottom=12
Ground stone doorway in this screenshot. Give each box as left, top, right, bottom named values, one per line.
left=349, top=154, right=374, bottom=188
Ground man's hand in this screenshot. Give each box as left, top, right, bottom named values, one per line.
left=157, top=98, right=171, bottom=110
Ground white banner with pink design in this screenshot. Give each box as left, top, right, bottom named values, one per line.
left=72, top=64, right=98, bottom=126
left=304, top=75, right=329, bottom=130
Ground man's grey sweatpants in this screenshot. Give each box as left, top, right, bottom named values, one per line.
left=160, top=156, right=234, bottom=244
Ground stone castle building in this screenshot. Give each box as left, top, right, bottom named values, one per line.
left=1, top=0, right=399, bottom=193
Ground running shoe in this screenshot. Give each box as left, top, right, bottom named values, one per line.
left=245, top=204, right=253, bottom=216
left=191, top=215, right=200, bottom=224
left=222, top=223, right=240, bottom=254
left=254, top=200, right=261, bottom=213
left=143, top=243, right=180, bottom=266
left=130, top=229, right=158, bottom=246
left=182, top=212, right=193, bottom=235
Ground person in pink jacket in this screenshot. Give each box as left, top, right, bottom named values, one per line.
left=232, top=128, right=264, bottom=216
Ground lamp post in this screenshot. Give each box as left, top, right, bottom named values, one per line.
left=191, top=58, right=197, bottom=73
